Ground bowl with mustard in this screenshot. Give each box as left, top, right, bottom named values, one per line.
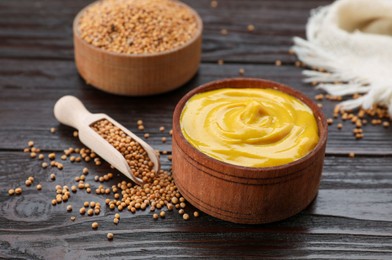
left=172, top=78, right=327, bottom=224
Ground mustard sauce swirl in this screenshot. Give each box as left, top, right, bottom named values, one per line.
left=180, top=88, right=319, bottom=167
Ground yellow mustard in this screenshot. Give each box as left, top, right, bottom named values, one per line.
left=180, top=88, right=319, bottom=167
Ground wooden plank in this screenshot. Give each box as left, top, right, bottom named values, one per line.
left=0, top=0, right=332, bottom=63
left=1, top=59, right=391, bottom=154
left=0, top=152, right=391, bottom=258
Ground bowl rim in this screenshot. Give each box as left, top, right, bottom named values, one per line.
left=73, top=0, right=203, bottom=58
left=173, top=77, right=328, bottom=175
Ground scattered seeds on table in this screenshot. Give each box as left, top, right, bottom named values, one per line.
left=153, top=213, right=159, bottom=220
left=107, top=233, right=114, bottom=240
left=160, top=211, right=166, bottom=218
left=348, top=152, right=355, bottom=158
left=92, top=222, right=98, bottom=230
left=73, top=131, right=78, bottom=137
left=193, top=211, right=199, bottom=218
left=183, top=213, right=190, bottom=220
left=48, top=153, right=56, bottom=160
left=42, top=162, right=48, bottom=169
left=50, top=127, right=56, bottom=134
left=67, top=205, right=73, bottom=212
left=161, top=137, right=167, bottom=143
left=218, top=59, right=224, bottom=65
left=220, top=28, right=228, bottom=35
left=239, top=68, right=245, bottom=76
left=211, top=0, right=218, bottom=8
left=28, top=141, right=34, bottom=147
left=275, top=60, right=282, bottom=66
left=50, top=173, right=56, bottom=180
left=159, top=126, right=165, bottom=132
left=8, top=189, right=15, bottom=196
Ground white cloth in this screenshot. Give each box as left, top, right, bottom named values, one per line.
left=292, top=0, right=392, bottom=115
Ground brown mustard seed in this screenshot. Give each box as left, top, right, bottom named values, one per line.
left=79, top=0, right=199, bottom=55
left=92, top=222, right=99, bottom=229
left=107, top=233, right=114, bottom=240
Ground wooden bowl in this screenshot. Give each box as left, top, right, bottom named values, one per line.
left=73, top=1, right=202, bottom=96
left=172, top=78, right=328, bottom=224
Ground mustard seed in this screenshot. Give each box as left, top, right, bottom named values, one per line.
left=36, top=184, right=42, bottom=190
left=87, top=209, right=94, bottom=216
left=48, top=153, right=56, bottom=160
left=8, top=189, right=15, bottom=196
left=247, top=24, right=255, bottom=32
left=337, top=123, right=343, bottom=130
left=327, top=118, right=333, bottom=125
left=73, top=131, right=78, bottom=137
left=113, top=218, right=119, bottom=225
left=193, top=211, right=199, bottom=217
left=50, top=127, right=56, bottom=133
left=348, top=152, right=355, bottom=158
left=115, top=213, right=120, bottom=219
left=211, top=0, right=218, bottom=8
left=80, top=208, right=86, bottom=215
left=183, top=213, right=190, bottom=220
left=92, top=222, right=98, bottom=229
left=178, top=209, right=184, bottom=215
left=25, top=180, right=32, bottom=187
left=61, top=155, right=67, bottom=160
left=220, top=28, right=228, bottom=35
left=107, top=233, right=114, bottom=240
left=239, top=68, right=245, bottom=76
left=30, top=152, right=37, bottom=158
left=51, top=199, right=57, bottom=206
left=180, top=202, right=186, bottom=208
left=67, top=205, right=72, bottom=212
left=159, top=211, right=166, bottom=218
left=161, top=137, right=167, bottom=143
left=71, top=216, right=76, bottom=221
left=28, top=141, right=34, bottom=147
left=169, top=129, right=173, bottom=136
left=383, top=121, right=390, bottom=128
left=138, top=125, right=145, bottom=131
left=144, top=133, right=150, bottom=139
left=275, top=60, right=282, bottom=66
left=159, top=126, right=165, bottom=132
left=42, top=162, right=48, bottom=169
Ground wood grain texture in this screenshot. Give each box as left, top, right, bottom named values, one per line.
left=1, top=0, right=392, bottom=258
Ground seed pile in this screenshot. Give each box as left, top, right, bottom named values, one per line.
left=78, top=0, right=199, bottom=54
left=9, top=119, right=199, bottom=242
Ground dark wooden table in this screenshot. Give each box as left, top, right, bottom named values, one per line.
left=1, top=0, right=392, bottom=259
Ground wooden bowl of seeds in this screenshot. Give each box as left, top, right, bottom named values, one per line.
left=73, top=0, right=202, bottom=96
left=172, top=78, right=328, bottom=224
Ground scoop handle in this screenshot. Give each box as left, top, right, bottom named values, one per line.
left=54, top=96, right=92, bottom=130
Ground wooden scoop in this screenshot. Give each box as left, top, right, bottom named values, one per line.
left=54, top=95, right=160, bottom=185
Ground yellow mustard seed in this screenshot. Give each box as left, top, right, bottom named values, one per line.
left=159, top=126, right=165, bottom=132
left=115, top=213, right=120, bottom=219
left=25, top=179, right=32, bottom=187
left=275, top=60, right=282, bottom=66
left=30, top=152, right=37, bottom=158
left=42, top=162, right=48, bottom=169
left=8, top=189, right=15, bottom=196
left=51, top=199, right=57, bottom=206
left=183, top=213, right=190, bottom=220
left=92, top=222, right=98, bottom=229
left=153, top=213, right=159, bottom=220
left=87, top=209, right=94, bottom=216
left=73, top=131, right=78, bottom=137
left=48, top=153, right=56, bottom=160
left=113, top=218, right=119, bottom=225
left=107, top=233, right=114, bottom=240
left=71, top=216, right=76, bottom=221
left=28, top=141, right=34, bottom=147
left=247, top=24, right=255, bottom=32
left=178, top=209, right=184, bottom=215
left=159, top=211, right=166, bottom=218
left=50, top=127, right=56, bottom=133
left=36, top=184, right=42, bottom=190
left=67, top=205, right=72, bottom=212
left=193, top=211, right=199, bottom=217
left=80, top=208, right=86, bottom=215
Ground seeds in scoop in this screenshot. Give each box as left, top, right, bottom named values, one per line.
left=8, top=189, right=15, bottom=196
left=107, top=233, right=114, bottom=240
left=183, top=213, right=190, bottom=220
left=92, top=222, right=98, bottom=229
